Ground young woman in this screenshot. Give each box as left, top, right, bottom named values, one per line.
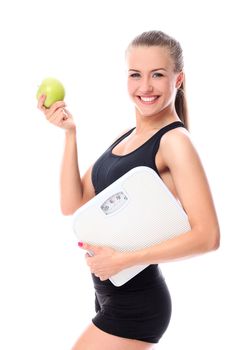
left=38, top=30, right=220, bottom=350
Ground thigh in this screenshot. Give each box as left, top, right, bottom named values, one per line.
left=71, top=323, right=155, bottom=350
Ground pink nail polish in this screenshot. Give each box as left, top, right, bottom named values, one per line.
left=78, top=242, right=83, bottom=247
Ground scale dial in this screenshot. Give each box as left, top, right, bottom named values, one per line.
left=100, top=191, right=128, bottom=215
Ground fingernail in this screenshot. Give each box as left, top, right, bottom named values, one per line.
left=78, top=242, right=83, bottom=247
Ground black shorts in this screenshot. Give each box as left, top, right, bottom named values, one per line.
left=92, top=265, right=172, bottom=344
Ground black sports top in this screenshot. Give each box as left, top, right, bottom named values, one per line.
left=91, top=122, right=184, bottom=341
left=91, top=120, right=185, bottom=292
left=92, top=121, right=185, bottom=195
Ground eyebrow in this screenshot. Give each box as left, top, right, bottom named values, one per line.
left=128, top=68, right=167, bottom=72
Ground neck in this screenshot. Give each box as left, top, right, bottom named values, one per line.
left=134, top=107, right=180, bottom=134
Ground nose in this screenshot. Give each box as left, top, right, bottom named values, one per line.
left=139, top=77, right=153, bottom=94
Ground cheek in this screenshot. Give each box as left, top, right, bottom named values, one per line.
left=127, top=80, right=136, bottom=97
left=162, top=79, right=176, bottom=96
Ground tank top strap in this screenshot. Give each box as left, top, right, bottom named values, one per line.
left=109, top=127, right=136, bottom=149
left=109, top=121, right=184, bottom=153
left=155, top=121, right=185, bottom=140
left=151, top=120, right=185, bottom=159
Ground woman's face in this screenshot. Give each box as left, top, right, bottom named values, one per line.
left=126, top=45, right=183, bottom=119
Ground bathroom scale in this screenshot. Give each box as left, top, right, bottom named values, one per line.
left=72, top=166, right=191, bottom=287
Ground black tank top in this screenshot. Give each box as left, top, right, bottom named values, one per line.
left=92, top=121, right=185, bottom=195
left=91, top=121, right=185, bottom=291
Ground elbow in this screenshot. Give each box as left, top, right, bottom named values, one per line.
left=61, top=209, right=74, bottom=216
left=212, top=231, right=221, bottom=250
left=211, top=232, right=220, bottom=251
left=205, top=226, right=221, bottom=252
left=60, top=198, right=83, bottom=216
left=60, top=200, right=85, bottom=216
left=60, top=195, right=91, bottom=216
left=60, top=204, right=79, bottom=216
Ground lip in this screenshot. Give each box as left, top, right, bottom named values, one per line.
left=137, top=95, right=160, bottom=105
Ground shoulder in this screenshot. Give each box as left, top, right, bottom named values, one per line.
left=161, top=125, right=192, bottom=148
left=160, top=126, right=199, bottom=166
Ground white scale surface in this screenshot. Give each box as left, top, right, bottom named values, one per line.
left=73, top=166, right=191, bottom=286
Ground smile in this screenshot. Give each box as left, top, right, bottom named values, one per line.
left=137, top=96, right=160, bottom=104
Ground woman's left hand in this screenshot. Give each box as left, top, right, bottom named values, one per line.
left=78, top=242, right=127, bottom=281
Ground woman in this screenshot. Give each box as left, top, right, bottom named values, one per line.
left=38, top=30, right=220, bottom=350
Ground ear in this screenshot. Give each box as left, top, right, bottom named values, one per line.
left=175, top=71, right=184, bottom=89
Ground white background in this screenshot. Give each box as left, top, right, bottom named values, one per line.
left=0, top=0, right=232, bottom=349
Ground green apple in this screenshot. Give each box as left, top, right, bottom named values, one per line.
left=36, top=77, right=65, bottom=108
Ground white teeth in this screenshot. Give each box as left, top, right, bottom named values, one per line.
left=140, top=96, right=158, bottom=102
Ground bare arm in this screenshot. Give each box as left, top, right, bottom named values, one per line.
left=60, top=128, right=95, bottom=214
left=37, top=95, right=95, bottom=215
left=124, top=128, right=220, bottom=267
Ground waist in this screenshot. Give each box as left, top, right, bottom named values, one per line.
left=92, top=264, right=165, bottom=293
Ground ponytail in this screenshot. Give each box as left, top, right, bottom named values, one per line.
left=175, top=79, right=189, bottom=130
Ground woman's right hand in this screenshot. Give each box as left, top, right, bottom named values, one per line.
left=37, top=95, right=76, bottom=131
